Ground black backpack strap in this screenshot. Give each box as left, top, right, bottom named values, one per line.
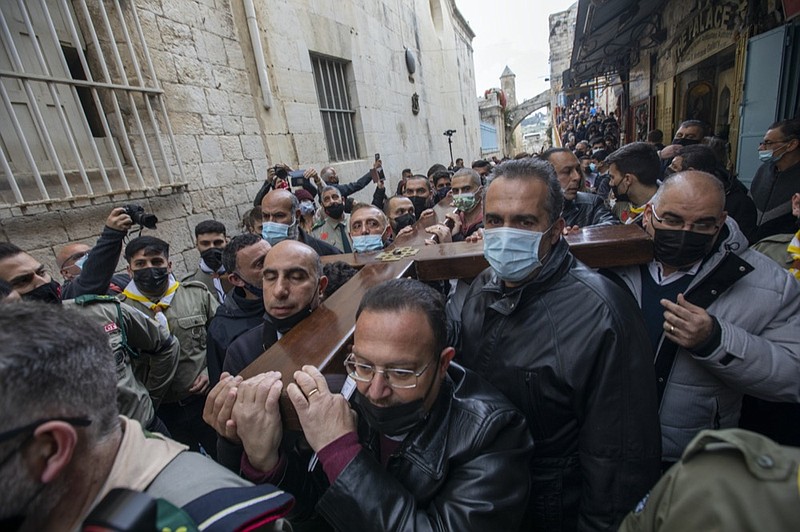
left=654, top=253, right=755, bottom=405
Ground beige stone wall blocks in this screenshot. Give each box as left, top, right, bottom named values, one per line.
left=3, top=0, right=478, bottom=275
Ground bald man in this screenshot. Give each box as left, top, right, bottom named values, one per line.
left=605, top=171, right=800, bottom=465
left=260, top=188, right=341, bottom=256
left=205, top=240, right=328, bottom=470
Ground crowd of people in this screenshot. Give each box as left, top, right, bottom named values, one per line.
left=1, top=111, right=799, bottom=531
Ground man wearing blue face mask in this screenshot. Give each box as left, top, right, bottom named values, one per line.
left=260, top=189, right=341, bottom=256
left=749, top=117, right=800, bottom=241
left=206, top=234, right=271, bottom=386
left=348, top=204, right=391, bottom=252
left=454, top=158, right=661, bottom=531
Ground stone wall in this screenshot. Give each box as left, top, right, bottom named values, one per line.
left=548, top=4, right=577, bottom=108
left=1, top=0, right=478, bottom=279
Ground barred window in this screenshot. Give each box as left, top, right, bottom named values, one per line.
left=311, top=55, right=359, bottom=162
left=0, top=0, right=185, bottom=207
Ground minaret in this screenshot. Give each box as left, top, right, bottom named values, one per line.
left=500, top=65, right=517, bottom=109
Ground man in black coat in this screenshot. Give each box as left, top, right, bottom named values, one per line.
left=454, top=158, right=661, bottom=531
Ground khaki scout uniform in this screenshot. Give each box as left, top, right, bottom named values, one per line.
left=619, top=429, right=800, bottom=532
left=65, top=295, right=179, bottom=425
left=120, top=281, right=218, bottom=403
left=181, top=268, right=232, bottom=303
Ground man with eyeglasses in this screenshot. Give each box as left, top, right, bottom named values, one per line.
left=749, top=117, right=800, bottom=241
left=0, top=302, right=293, bottom=531
left=227, top=278, right=533, bottom=530
left=604, top=170, right=800, bottom=469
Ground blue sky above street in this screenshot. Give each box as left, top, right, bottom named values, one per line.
left=456, top=0, right=576, bottom=103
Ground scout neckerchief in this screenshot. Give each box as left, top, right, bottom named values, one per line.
left=788, top=229, right=800, bottom=280
left=198, top=259, right=226, bottom=302
left=123, top=275, right=179, bottom=331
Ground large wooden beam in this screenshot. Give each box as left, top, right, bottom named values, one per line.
left=241, top=212, right=653, bottom=430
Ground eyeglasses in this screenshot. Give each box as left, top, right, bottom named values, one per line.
left=650, top=207, right=720, bottom=234
left=344, top=353, right=435, bottom=389
left=0, top=417, right=91, bottom=444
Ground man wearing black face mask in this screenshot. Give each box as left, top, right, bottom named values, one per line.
left=181, top=220, right=231, bottom=304
left=311, top=186, right=352, bottom=253
left=205, top=240, right=327, bottom=471
left=403, top=174, right=434, bottom=220
left=604, top=171, right=800, bottom=468
left=0, top=242, right=180, bottom=435
left=658, top=120, right=708, bottom=162
left=231, top=278, right=534, bottom=530
left=384, top=195, right=417, bottom=237
left=206, top=234, right=271, bottom=386
left=122, top=236, right=219, bottom=458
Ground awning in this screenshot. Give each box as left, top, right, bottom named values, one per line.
left=567, top=0, right=667, bottom=87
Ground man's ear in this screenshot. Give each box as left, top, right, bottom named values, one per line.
left=318, top=275, right=329, bottom=298
left=30, top=421, right=79, bottom=484
left=126, top=264, right=133, bottom=277
left=167, top=260, right=173, bottom=273
left=551, top=218, right=565, bottom=244
left=438, top=347, right=456, bottom=376
left=227, top=271, right=245, bottom=288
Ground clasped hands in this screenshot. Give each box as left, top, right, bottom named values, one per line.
left=203, top=366, right=356, bottom=472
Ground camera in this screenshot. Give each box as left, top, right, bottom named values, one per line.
left=122, top=204, right=158, bottom=229
left=273, top=166, right=306, bottom=186
left=443, top=129, right=456, bottom=137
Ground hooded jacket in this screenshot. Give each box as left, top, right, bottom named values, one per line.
left=206, top=286, right=265, bottom=384
left=456, top=238, right=662, bottom=531
left=609, top=218, right=800, bottom=462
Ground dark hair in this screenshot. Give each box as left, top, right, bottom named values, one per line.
left=124, top=236, right=169, bottom=262
left=539, top=147, right=573, bottom=162
left=384, top=195, right=411, bottom=216
left=471, top=159, right=491, bottom=170
left=222, top=233, right=262, bottom=274
left=605, top=142, right=661, bottom=187
left=647, top=129, right=664, bottom=143
left=194, top=220, right=226, bottom=238
left=356, top=278, right=446, bottom=355
left=427, top=164, right=448, bottom=178
left=678, top=120, right=708, bottom=137
left=770, top=117, right=800, bottom=140
left=432, top=169, right=451, bottom=185
left=0, top=302, right=118, bottom=437
left=589, top=136, right=605, bottom=146
left=241, top=206, right=263, bottom=233
left=402, top=168, right=412, bottom=175
left=407, top=174, right=431, bottom=192
left=322, top=261, right=358, bottom=299
left=0, top=278, right=14, bottom=299
left=488, top=158, right=564, bottom=224
left=0, top=241, right=24, bottom=262
left=677, top=145, right=718, bottom=173
left=591, top=149, right=609, bottom=161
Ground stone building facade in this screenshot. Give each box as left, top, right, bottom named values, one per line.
left=0, top=0, right=478, bottom=277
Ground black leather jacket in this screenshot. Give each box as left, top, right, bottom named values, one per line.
left=455, top=239, right=661, bottom=531
left=562, top=191, right=619, bottom=228
left=277, top=364, right=534, bottom=531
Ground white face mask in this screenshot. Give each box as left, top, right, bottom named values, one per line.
left=483, top=226, right=551, bottom=283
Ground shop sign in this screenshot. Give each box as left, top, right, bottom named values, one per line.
left=674, top=1, right=743, bottom=71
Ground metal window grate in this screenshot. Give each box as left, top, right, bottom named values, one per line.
left=0, top=0, right=185, bottom=207
left=311, top=55, right=359, bottom=162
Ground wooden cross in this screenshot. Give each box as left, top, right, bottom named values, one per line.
left=239, top=201, right=653, bottom=429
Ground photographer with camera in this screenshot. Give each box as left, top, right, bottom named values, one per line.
left=253, top=164, right=320, bottom=207
left=56, top=207, right=143, bottom=299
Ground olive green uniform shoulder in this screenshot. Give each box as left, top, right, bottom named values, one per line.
left=619, top=428, right=800, bottom=532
